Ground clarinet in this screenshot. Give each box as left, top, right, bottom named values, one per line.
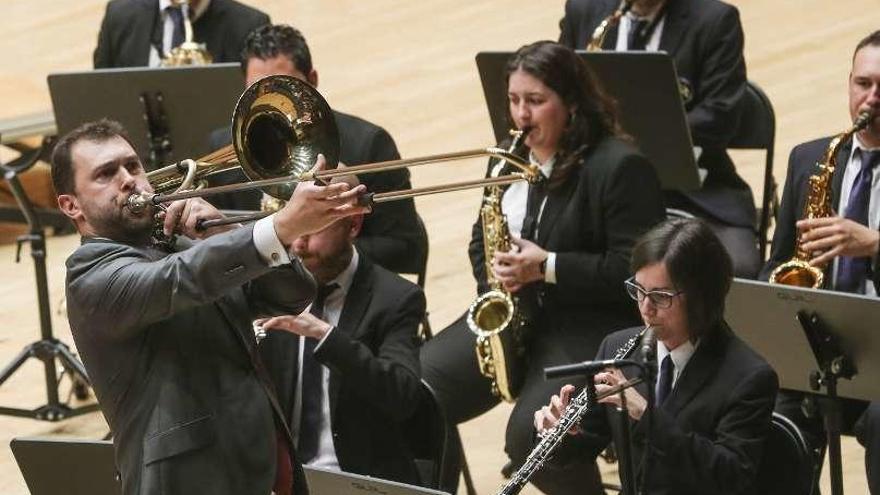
left=497, top=326, right=652, bottom=495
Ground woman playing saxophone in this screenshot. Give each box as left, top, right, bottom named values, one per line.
left=420, top=40, right=665, bottom=495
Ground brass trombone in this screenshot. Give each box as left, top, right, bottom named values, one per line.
left=127, top=75, right=538, bottom=228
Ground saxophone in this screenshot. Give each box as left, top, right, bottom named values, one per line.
left=586, top=0, right=633, bottom=51
left=161, top=0, right=213, bottom=66
left=466, top=129, right=530, bottom=402
left=769, top=111, right=873, bottom=288
left=497, top=326, right=652, bottom=495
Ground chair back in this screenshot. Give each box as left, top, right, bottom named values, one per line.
left=405, top=379, right=455, bottom=491
left=755, top=412, right=816, bottom=495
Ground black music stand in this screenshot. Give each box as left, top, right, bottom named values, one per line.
left=476, top=51, right=700, bottom=191
left=11, top=437, right=120, bottom=495
left=47, top=63, right=244, bottom=169
left=0, top=144, right=99, bottom=421
left=725, top=279, right=880, bottom=495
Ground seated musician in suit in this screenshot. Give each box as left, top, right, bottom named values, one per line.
left=559, top=0, right=760, bottom=278
left=421, top=40, right=666, bottom=494
left=761, top=30, right=880, bottom=494
left=536, top=218, right=778, bottom=494
left=53, top=118, right=369, bottom=495
left=208, top=24, right=428, bottom=275
left=257, top=174, right=425, bottom=485
left=94, top=0, right=270, bottom=68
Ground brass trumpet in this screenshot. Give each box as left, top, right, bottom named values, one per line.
left=127, top=75, right=538, bottom=227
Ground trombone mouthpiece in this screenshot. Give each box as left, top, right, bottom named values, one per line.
left=126, top=191, right=153, bottom=213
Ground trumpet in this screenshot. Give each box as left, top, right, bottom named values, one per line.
left=127, top=75, right=539, bottom=228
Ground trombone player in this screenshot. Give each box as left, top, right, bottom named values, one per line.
left=762, top=30, right=880, bottom=493
left=52, top=118, right=368, bottom=495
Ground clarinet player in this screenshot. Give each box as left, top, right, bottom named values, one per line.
left=534, top=219, right=778, bottom=494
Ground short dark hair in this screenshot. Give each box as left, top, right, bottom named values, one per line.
left=240, top=24, right=312, bottom=75
left=504, top=41, right=622, bottom=189
left=854, top=30, right=880, bottom=59
left=630, top=218, right=733, bottom=336
left=51, top=118, right=132, bottom=195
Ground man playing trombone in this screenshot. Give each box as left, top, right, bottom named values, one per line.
left=52, top=118, right=368, bottom=495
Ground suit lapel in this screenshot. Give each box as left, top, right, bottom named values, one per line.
left=329, top=256, right=373, bottom=418
left=661, top=324, right=728, bottom=417
left=657, top=0, right=688, bottom=55
left=831, top=139, right=854, bottom=213
left=536, top=176, right=575, bottom=246
left=137, top=0, right=162, bottom=66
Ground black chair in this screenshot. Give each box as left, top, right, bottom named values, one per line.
left=728, top=80, right=778, bottom=262
left=756, top=412, right=816, bottom=495
left=407, top=379, right=455, bottom=492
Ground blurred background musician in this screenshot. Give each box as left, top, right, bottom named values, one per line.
left=535, top=218, right=778, bottom=495
left=558, top=0, right=760, bottom=278
left=420, top=40, right=665, bottom=495
left=93, top=0, right=270, bottom=68
left=52, top=118, right=369, bottom=495
left=761, top=30, right=880, bottom=494
left=208, top=24, right=427, bottom=275
left=258, top=174, right=425, bottom=484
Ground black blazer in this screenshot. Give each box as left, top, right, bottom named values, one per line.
left=207, top=109, right=428, bottom=275
left=551, top=324, right=778, bottom=495
left=64, top=226, right=314, bottom=495
left=760, top=137, right=880, bottom=291
left=469, top=137, right=665, bottom=359
left=93, top=0, right=270, bottom=68
left=259, top=253, right=425, bottom=485
left=559, top=0, right=755, bottom=228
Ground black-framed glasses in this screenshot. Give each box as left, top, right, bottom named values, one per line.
left=624, top=277, right=683, bottom=309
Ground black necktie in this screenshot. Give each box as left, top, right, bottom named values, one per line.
left=655, top=354, right=674, bottom=407
left=521, top=177, right=547, bottom=241
left=835, top=149, right=880, bottom=293
left=166, top=5, right=185, bottom=49
left=627, top=18, right=651, bottom=51
left=298, top=282, right=338, bottom=462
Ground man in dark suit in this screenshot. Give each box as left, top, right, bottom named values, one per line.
left=256, top=176, right=425, bottom=485
left=208, top=24, right=427, bottom=275
left=94, top=0, right=269, bottom=68
left=52, top=118, right=369, bottom=495
left=536, top=219, right=778, bottom=494
left=559, top=0, right=760, bottom=278
left=761, top=31, right=880, bottom=493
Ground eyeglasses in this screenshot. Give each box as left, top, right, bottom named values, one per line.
left=624, top=277, right=682, bottom=309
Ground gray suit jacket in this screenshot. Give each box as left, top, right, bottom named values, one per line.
left=65, top=225, right=314, bottom=495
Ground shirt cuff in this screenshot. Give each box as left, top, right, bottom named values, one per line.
left=313, top=325, right=335, bottom=352
left=253, top=214, right=291, bottom=267
left=544, top=252, right=557, bottom=284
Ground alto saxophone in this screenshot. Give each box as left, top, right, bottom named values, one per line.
left=769, top=111, right=873, bottom=288
left=497, top=326, right=653, bottom=495
left=467, top=129, right=530, bottom=402
left=586, top=0, right=633, bottom=51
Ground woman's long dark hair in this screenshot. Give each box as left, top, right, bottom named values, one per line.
left=505, top=40, right=622, bottom=188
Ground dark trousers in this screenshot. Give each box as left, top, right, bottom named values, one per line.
left=421, top=314, right=605, bottom=495
left=776, top=390, right=880, bottom=493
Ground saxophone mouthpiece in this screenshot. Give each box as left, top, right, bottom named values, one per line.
left=856, top=110, right=874, bottom=130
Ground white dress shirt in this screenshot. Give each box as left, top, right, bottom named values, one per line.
left=289, top=249, right=359, bottom=471
left=501, top=153, right=558, bottom=283
left=832, top=134, right=880, bottom=296
left=614, top=12, right=665, bottom=52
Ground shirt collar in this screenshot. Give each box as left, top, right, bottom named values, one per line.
left=528, top=151, right=555, bottom=180
left=325, top=248, right=359, bottom=298
left=850, top=133, right=880, bottom=165
left=159, top=0, right=210, bottom=21
left=657, top=338, right=697, bottom=372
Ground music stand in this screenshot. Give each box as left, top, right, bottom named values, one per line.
left=725, top=279, right=880, bottom=495
left=304, top=466, right=450, bottom=495
left=11, top=437, right=119, bottom=495
left=476, top=51, right=700, bottom=191
left=0, top=145, right=99, bottom=421
left=47, top=63, right=244, bottom=169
